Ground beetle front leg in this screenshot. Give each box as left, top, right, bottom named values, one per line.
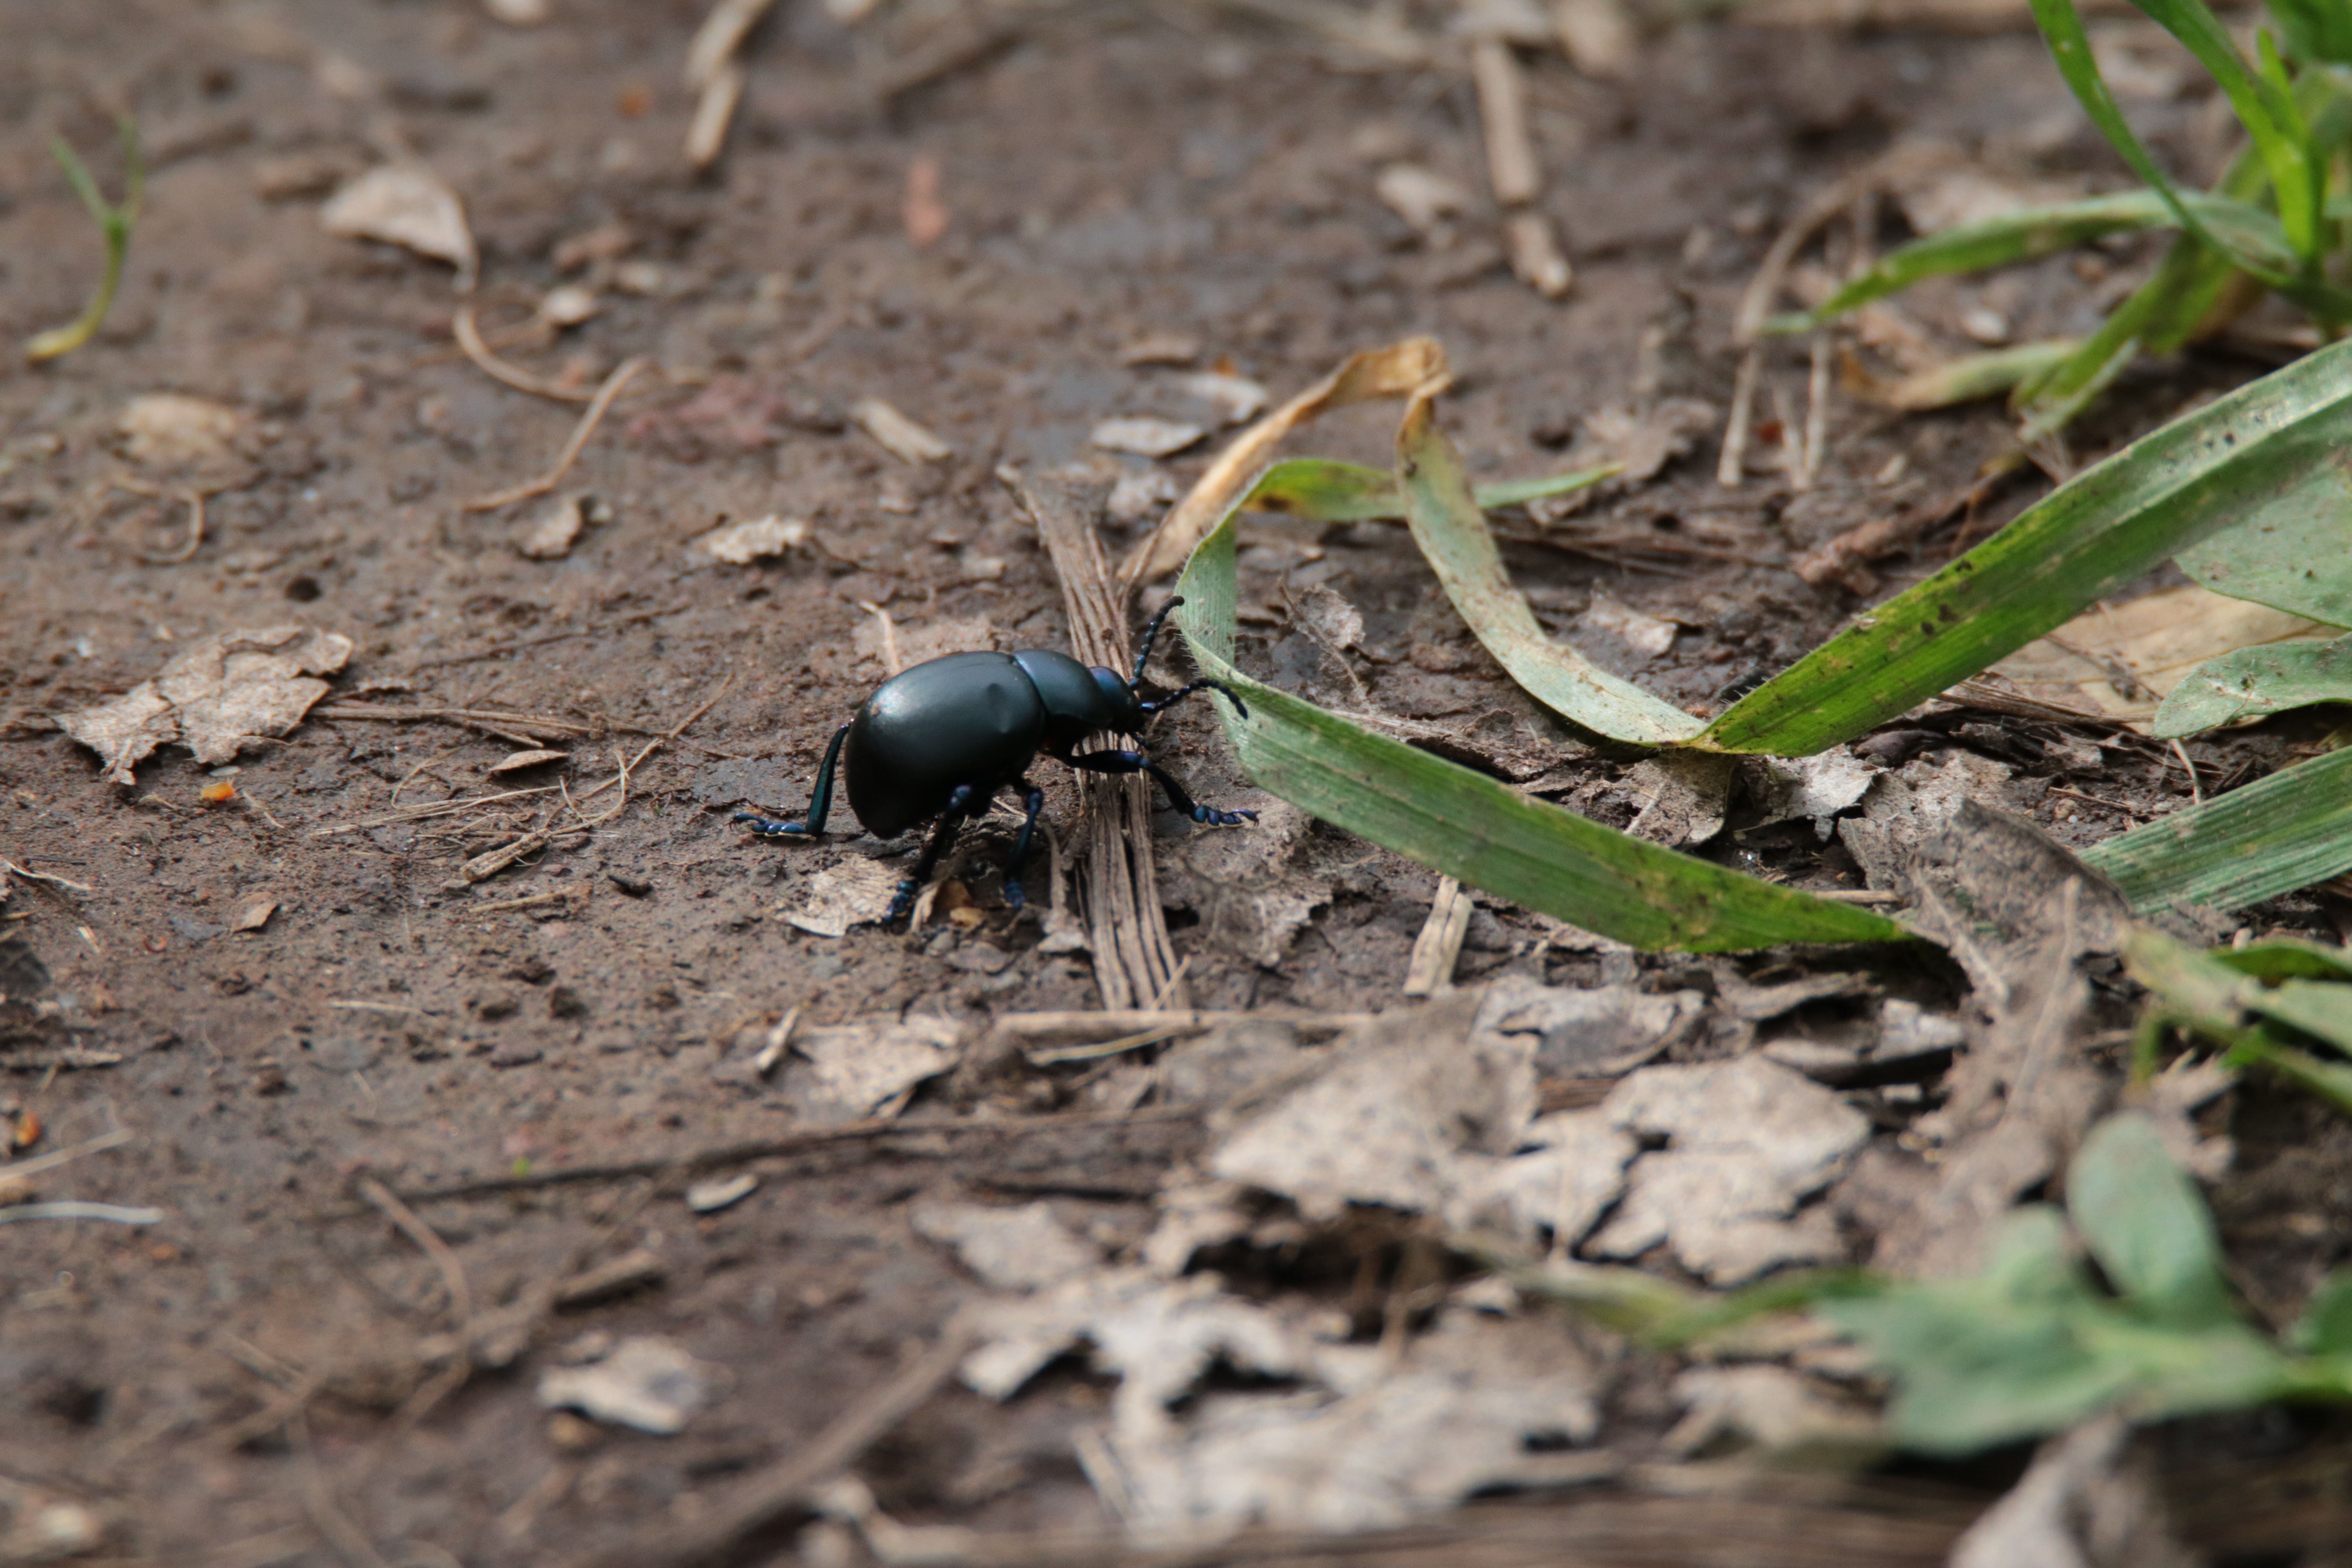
left=1059, top=748, right=1257, bottom=826
left=889, top=784, right=979, bottom=923
left=735, top=722, right=850, bottom=838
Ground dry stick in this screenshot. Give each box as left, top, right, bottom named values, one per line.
left=354, top=1176, right=472, bottom=1323
left=460, top=356, right=649, bottom=514
left=109, top=475, right=222, bottom=565
left=568, top=1318, right=978, bottom=1568
left=0, top=857, right=94, bottom=894
left=453, top=301, right=594, bottom=404
left=1795, top=332, right=1833, bottom=492
left=1717, top=348, right=1761, bottom=488
left=1402, top=877, right=1474, bottom=997
left=1002, top=470, right=1187, bottom=1011
left=391, top=1105, right=1201, bottom=1205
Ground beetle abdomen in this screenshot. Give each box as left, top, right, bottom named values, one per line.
left=844, top=651, right=1046, bottom=837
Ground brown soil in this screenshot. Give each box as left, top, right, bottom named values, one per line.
left=2, top=2, right=2345, bottom=1564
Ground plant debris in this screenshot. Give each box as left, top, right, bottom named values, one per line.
left=60, top=626, right=351, bottom=786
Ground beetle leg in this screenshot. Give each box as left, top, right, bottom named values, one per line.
left=734, top=722, right=850, bottom=838
left=1130, top=594, right=1186, bottom=686
left=1003, top=780, right=1046, bottom=909
left=1059, top=748, right=1258, bottom=827
left=1137, top=677, right=1250, bottom=722
left=888, top=783, right=979, bottom=923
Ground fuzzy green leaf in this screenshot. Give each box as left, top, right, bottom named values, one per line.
left=2177, top=472, right=2352, bottom=628
left=2154, top=632, right=2352, bottom=738
left=2068, top=1112, right=2237, bottom=1331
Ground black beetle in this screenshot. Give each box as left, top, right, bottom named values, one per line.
left=737, top=596, right=1255, bottom=922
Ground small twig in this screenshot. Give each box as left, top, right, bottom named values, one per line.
left=1717, top=348, right=1760, bottom=488
left=0, top=1200, right=164, bottom=1225
left=1, top=857, right=94, bottom=894
left=307, top=784, right=566, bottom=839
left=143, top=485, right=207, bottom=563
left=754, top=1005, right=802, bottom=1076
left=391, top=1105, right=1202, bottom=1205
left=461, top=357, right=649, bottom=514
left=460, top=885, right=588, bottom=917
left=1796, top=333, right=1831, bottom=492
left=575, top=676, right=729, bottom=806
left=2049, top=786, right=2158, bottom=820
left=355, top=1176, right=472, bottom=1323
left=0, top=1123, right=129, bottom=1180
left=1403, top=877, right=1474, bottom=996
left=857, top=600, right=904, bottom=676
left=2169, top=739, right=2205, bottom=806
left=454, top=301, right=594, bottom=404
left=566, top=1318, right=978, bottom=1568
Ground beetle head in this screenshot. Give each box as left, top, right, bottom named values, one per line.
left=1089, top=665, right=1145, bottom=733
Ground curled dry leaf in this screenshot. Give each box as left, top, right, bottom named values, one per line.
left=1751, top=748, right=1880, bottom=842
left=519, top=494, right=591, bottom=560
left=62, top=626, right=352, bottom=786
left=1581, top=592, right=1677, bottom=659
left=321, top=164, right=478, bottom=287
left=1174, top=371, right=1271, bottom=426
left=1574, top=398, right=1717, bottom=485
left=1991, top=583, right=2334, bottom=727
left=230, top=900, right=278, bottom=933
left=486, top=749, right=568, bottom=775
left=1375, top=164, right=1473, bottom=238
left=696, top=514, right=808, bottom=564
left=1109, top=469, right=1182, bottom=524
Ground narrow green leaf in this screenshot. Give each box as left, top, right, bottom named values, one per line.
left=1878, top=340, right=2079, bottom=412
left=1241, top=456, right=1620, bottom=524
left=2068, top=1112, right=2238, bottom=1330
left=2177, top=466, right=2352, bottom=626
left=2154, top=632, right=2352, bottom=737
left=1699, top=336, right=2352, bottom=755
left=2274, top=0, right=2352, bottom=65
left=1170, top=507, right=1910, bottom=951
left=2228, top=1027, right=2352, bottom=1115
left=1395, top=397, right=1706, bottom=746
left=1810, top=192, right=2175, bottom=321
left=2123, top=924, right=2260, bottom=1031
left=2083, top=745, right=2352, bottom=911
left=2254, top=976, right=2352, bottom=1052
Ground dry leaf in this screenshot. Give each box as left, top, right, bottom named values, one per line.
left=118, top=394, right=247, bottom=472
left=1472, top=974, right=1704, bottom=1076
left=1581, top=593, right=1677, bottom=658
left=321, top=164, right=478, bottom=286
left=1174, top=372, right=1271, bottom=426
left=1664, top=1365, right=1882, bottom=1459
left=685, top=1173, right=758, bottom=1213
left=230, top=900, right=278, bottom=934
left=1375, top=164, right=1473, bottom=238
left=1622, top=752, right=1732, bottom=847
left=1991, top=583, right=2333, bottom=727
left=696, top=515, right=809, bottom=564
left=519, top=494, right=589, bottom=560
left=1160, top=800, right=1323, bottom=968
left=773, top=1015, right=962, bottom=1121
left=850, top=398, right=953, bottom=463
left=1092, top=418, right=1209, bottom=459
left=1575, top=398, right=1716, bottom=484
left=784, top=857, right=902, bottom=937
left=486, top=749, right=568, bottom=775
left=911, top=1200, right=1102, bottom=1291
left=536, top=1336, right=715, bottom=1434
left=1752, top=748, right=1880, bottom=841
left=1587, top=1056, right=1870, bottom=1284
left=1109, top=470, right=1183, bottom=523
left=61, top=626, right=352, bottom=786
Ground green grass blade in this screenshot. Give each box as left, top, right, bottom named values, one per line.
left=2153, top=632, right=2352, bottom=737
left=2082, top=745, right=2352, bottom=911
left=23, top=119, right=140, bottom=365
left=1394, top=396, right=1705, bottom=746
left=1699, top=335, right=2352, bottom=755
left=1170, top=508, right=1909, bottom=951
left=1811, top=192, right=2175, bottom=321
left=1878, top=341, right=2081, bottom=412
left=1241, top=456, right=1621, bottom=524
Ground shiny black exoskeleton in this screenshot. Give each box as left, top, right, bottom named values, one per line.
left=736, top=597, right=1254, bottom=922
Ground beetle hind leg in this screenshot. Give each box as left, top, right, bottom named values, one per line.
left=1002, top=780, right=1047, bottom=909
left=887, top=784, right=980, bottom=924
left=734, top=722, right=851, bottom=839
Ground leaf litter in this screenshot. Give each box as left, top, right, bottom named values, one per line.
left=60, top=625, right=352, bottom=786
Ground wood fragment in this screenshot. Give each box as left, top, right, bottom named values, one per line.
left=1504, top=210, right=1573, bottom=298
left=552, top=1247, right=667, bottom=1307
left=1403, top=877, right=1475, bottom=996
left=685, top=60, right=747, bottom=170
left=684, top=0, right=777, bottom=88
left=1796, top=333, right=1832, bottom=492
left=1002, top=472, right=1186, bottom=1010
left=851, top=398, right=953, bottom=463
left=753, top=1005, right=802, bottom=1076
left=1552, top=0, right=1636, bottom=74
left=1470, top=38, right=1541, bottom=207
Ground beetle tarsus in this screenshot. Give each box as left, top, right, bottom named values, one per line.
left=734, top=812, right=812, bottom=837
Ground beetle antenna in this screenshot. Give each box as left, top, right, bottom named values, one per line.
left=1131, top=595, right=1186, bottom=686
left=1139, top=676, right=1248, bottom=721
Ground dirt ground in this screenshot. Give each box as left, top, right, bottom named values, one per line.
left=5, top=1, right=2352, bottom=1564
